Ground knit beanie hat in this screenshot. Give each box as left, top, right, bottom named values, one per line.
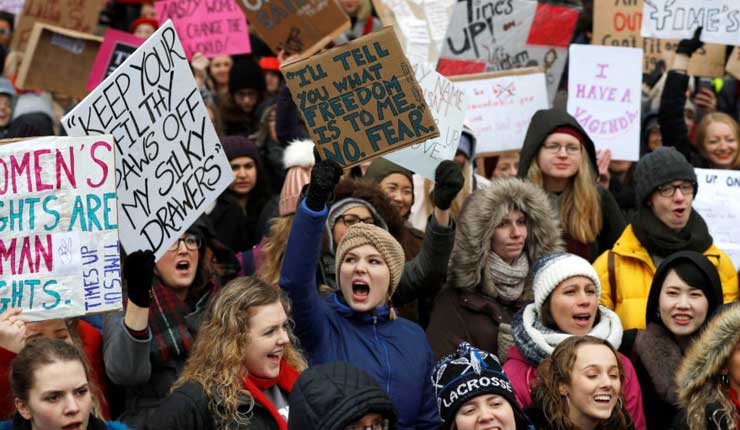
left=432, top=342, right=525, bottom=430
left=221, top=135, right=260, bottom=162
left=633, top=147, right=697, bottom=206
left=229, top=56, right=266, bottom=95
left=130, top=17, right=158, bottom=33
left=326, top=198, right=389, bottom=253
left=0, top=77, right=16, bottom=109
left=335, top=223, right=405, bottom=296
left=280, top=139, right=315, bottom=216
left=532, top=252, right=601, bottom=315
left=364, top=158, right=414, bottom=186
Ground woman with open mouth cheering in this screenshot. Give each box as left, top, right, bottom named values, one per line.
left=503, top=252, right=646, bottom=430
left=279, top=159, right=440, bottom=430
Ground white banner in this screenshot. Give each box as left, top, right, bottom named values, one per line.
left=567, top=45, right=642, bottom=161
left=63, top=21, right=233, bottom=260
left=693, top=168, right=740, bottom=271
left=385, top=63, right=467, bottom=180
left=0, top=136, right=121, bottom=321
left=641, top=0, right=740, bottom=46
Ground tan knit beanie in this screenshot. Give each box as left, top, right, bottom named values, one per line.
left=335, top=223, right=405, bottom=298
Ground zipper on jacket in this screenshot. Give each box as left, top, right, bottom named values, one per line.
left=372, top=315, right=392, bottom=394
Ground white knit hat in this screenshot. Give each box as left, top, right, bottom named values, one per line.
left=532, top=252, right=601, bottom=314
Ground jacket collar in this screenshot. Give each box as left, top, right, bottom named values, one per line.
left=328, top=292, right=391, bottom=323
left=610, top=225, right=656, bottom=270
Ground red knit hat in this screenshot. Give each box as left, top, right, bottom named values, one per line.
left=258, top=57, right=280, bottom=72
left=130, top=17, right=159, bottom=34
left=551, top=126, right=585, bottom=145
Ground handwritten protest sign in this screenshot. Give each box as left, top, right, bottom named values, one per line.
left=156, top=0, right=251, bottom=59
left=86, top=29, right=144, bottom=92
left=16, top=23, right=102, bottom=98
left=590, top=0, right=725, bottom=77
left=437, top=0, right=578, bottom=102
left=0, top=135, right=121, bottom=321
left=63, top=21, right=234, bottom=260
left=236, top=0, right=349, bottom=57
left=281, top=28, right=439, bottom=168
left=641, top=0, right=740, bottom=46
left=384, top=63, right=467, bottom=180
left=727, top=47, right=740, bottom=81
left=693, top=168, right=740, bottom=271
left=0, top=0, right=23, bottom=15
left=11, top=0, right=105, bottom=54
left=567, top=45, right=642, bottom=161
left=450, top=68, right=548, bottom=154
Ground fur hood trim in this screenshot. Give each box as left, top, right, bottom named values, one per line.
left=677, top=303, right=740, bottom=408
left=447, top=177, right=563, bottom=298
left=283, top=139, right=315, bottom=169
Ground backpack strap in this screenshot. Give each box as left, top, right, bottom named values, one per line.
left=608, top=250, right=617, bottom=308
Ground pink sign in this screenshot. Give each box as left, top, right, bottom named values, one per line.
left=155, top=0, right=251, bottom=59
left=86, top=28, right=143, bottom=92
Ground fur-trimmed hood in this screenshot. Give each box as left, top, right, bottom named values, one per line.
left=677, top=303, right=740, bottom=421
left=447, top=177, right=563, bottom=299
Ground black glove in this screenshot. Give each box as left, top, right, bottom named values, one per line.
left=124, top=250, right=155, bottom=308
left=643, top=60, right=666, bottom=89
left=676, top=27, right=703, bottom=57
left=431, top=160, right=464, bottom=210
left=305, top=159, right=343, bottom=211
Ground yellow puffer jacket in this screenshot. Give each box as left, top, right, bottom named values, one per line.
left=594, top=225, right=738, bottom=329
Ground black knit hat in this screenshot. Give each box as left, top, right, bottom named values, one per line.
left=634, top=147, right=697, bottom=205
left=221, top=135, right=260, bottom=162
left=288, top=362, right=398, bottom=430
left=228, top=56, right=266, bottom=95
left=433, top=342, right=527, bottom=429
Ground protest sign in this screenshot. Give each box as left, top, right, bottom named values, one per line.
left=11, top=0, right=105, bottom=54
left=693, top=168, right=740, bottom=271
left=155, top=0, right=251, bottom=59
left=437, top=0, right=578, bottom=102
left=86, top=28, right=143, bottom=92
left=281, top=27, right=439, bottom=168
left=384, top=62, right=467, bottom=180
left=726, top=46, right=740, bottom=81
left=16, top=23, right=102, bottom=99
left=0, top=0, right=23, bottom=15
left=567, top=45, right=642, bottom=161
left=236, top=0, right=349, bottom=57
left=63, top=21, right=234, bottom=260
left=641, top=0, right=740, bottom=46
left=450, top=68, right=548, bottom=154
left=0, top=135, right=121, bottom=321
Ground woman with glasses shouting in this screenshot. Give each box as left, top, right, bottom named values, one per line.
left=102, top=219, right=219, bottom=427
left=518, top=109, right=626, bottom=262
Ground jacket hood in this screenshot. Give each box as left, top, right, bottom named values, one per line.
left=447, top=177, right=563, bottom=299
left=677, top=303, right=740, bottom=409
left=645, top=250, right=723, bottom=326
left=288, top=362, right=398, bottom=430
left=516, top=109, right=597, bottom=179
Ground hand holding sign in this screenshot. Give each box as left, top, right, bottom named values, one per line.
left=0, top=308, right=26, bottom=354
left=124, top=251, right=155, bottom=308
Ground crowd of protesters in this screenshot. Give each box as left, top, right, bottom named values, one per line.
left=5, top=1, right=740, bottom=430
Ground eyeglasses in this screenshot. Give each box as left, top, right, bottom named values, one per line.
left=167, top=236, right=201, bottom=252
left=541, top=142, right=581, bottom=155
left=344, top=418, right=389, bottom=430
left=337, top=214, right=375, bottom=227
left=656, top=182, right=695, bottom=198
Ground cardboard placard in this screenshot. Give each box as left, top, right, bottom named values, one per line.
left=11, top=0, right=105, bottom=54
left=384, top=62, right=467, bottom=180
left=437, top=0, right=578, bottom=102
left=86, top=28, right=144, bottom=92
left=235, top=0, right=350, bottom=57
left=450, top=67, right=548, bottom=153
left=16, top=23, right=102, bottom=98
left=0, top=135, right=121, bottom=321
left=63, top=21, right=234, bottom=260
left=727, top=47, right=740, bottom=81
left=641, top=0, right=740, bottom=46
left=281, top=27, right=439, bottom=168
left=591, top=0, right=725, bottom=77
left=567, top=45, right=642, bottom=162
left=155, top=0, right=251, bottom=59
left=693, top=168, right=740, bottom=271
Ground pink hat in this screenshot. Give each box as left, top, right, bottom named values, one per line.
left=279, top=139, right=315, bottom=216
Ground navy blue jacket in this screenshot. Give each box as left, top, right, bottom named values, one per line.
left=280, top=200, right=440, bottom=430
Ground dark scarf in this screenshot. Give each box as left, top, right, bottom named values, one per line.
left=242, top=360, right=300, bottom=430
left=632, top=206, right=712, bottom=258
left=148, top=283, right=194, bottom=365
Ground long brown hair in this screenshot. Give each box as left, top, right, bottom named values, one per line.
left=695, top=112, right=740, bottom=169
left=533, top=336, right=631, bottom=430
left=172, top=277, right=306, bottom=429
left=257, top=215, right=294, bottom=286
left=527, top=151, right=602, bottom=244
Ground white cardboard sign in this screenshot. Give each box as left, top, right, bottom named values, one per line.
left=567, top=45, right=642, bottom=162
left=0, top=136, right=121, bottom=321
left=693, top=168, right=740, bottom=271
left=384, top=63, right=467, bottom=180
left=641, top=0, right=740, bottom=46
left=63, top=21, right=233, bottom=260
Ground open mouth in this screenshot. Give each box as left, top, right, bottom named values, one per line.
left=352, top=282, right=370, bottom=303
left=593, top=394, right=613, bottom=404
left=573, top=314, right=591, bottom=327
left=673, top=314, right=692, bottom=325
left=673, top=207, right=687, bottom=217
left=62, top=422, right=83, bottom=430
left=267, top=350, right=282, bottom=363
left=175, top=260, right=191, bottom=272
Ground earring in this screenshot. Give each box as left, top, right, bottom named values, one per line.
left=722, top=374, right=730, bottom=387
